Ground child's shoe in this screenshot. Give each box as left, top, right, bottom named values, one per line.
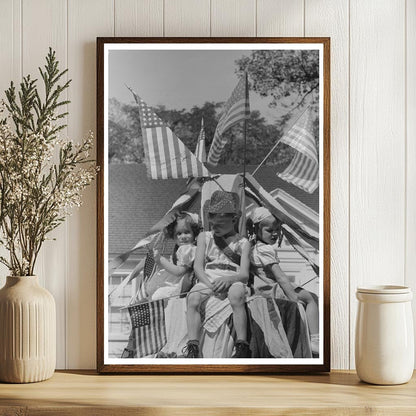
left=232, top=340, right=251, bottom=358
left=310, top=333, right=319, bottom=355
left=182, top=340, right=199, bottom=358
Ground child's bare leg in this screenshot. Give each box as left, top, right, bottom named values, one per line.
left=186, top=291, right=202, bottom=341
left=228, top=283, right=251, bottom=358
left=297, top=289, right=319, bottom=334
left=228, top=283, right=247, bottom=341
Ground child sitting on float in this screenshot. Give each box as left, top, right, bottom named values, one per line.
left=248, top=206, right=319, bottom=354
left=149, top=212, right=200, bottom=300
left=182, top=190, right=252, bottom=358
left=109, top=212, right=200, bottom=304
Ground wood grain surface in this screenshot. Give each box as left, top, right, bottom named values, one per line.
left=67, top=0, right=113, bottom=369
left=406, top=0, right=416, bottom=366
left=0, top=371, right=415, bottom=415
left=349, top=0, right=406, bottom=369
left=22, top=0, right=68, bottom=369
left=305, top=0, right=350, bottom=371
left=165, top=0, right=211, bottom=36
left=211, top=0, right=256, bottom=37
left=257, top=0, right=304, bottom=37
left=115, top=0, right=163, bottom=37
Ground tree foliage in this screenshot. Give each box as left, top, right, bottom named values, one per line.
left=108, top=98, right=142, bottom=163
left=108, top=98, right=293, bottom=169
left=236, top=50, right=319, bottom=111
left=109, top=50, right=321, bottom=168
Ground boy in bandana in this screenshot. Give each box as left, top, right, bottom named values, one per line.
left=183, top=191, right=252, bottom=358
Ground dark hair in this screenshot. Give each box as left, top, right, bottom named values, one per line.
left=246, top=217, right=258, bottom=246
left=164, top=212, right=201, bottom=240
left=165, top=213, right=201, bottom=265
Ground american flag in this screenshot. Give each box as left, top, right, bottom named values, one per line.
left=278, top=152, right=319, bottom=194
left=131, top=90, right=210, bottom=179
left=195, top=118, right=207, bottom=163
left=282, top=226, right=319, bottom=275
left=245, top=173, right=319, bottom=251
left=128, top=299, right=167, bottom=357
left=277, top=107, right=319, bottom=194
left=143, top=250, right=157, bottom=282
left=207, top=74, right=250, bottom=165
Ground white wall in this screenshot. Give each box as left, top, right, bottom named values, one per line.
left=0, top=0, right=414, bottom=370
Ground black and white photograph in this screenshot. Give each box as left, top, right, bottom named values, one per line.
left=97, top=38, right=330, bottom=373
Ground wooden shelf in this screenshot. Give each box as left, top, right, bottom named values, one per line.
left=0, top=370, right=415, bottom=415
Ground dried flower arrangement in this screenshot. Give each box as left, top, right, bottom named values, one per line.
left=0, top=48, right=96, bottom=276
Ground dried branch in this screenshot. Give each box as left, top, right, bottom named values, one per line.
left=0, top=49, right=97, bottom=276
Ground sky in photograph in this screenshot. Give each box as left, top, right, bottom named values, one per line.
left=108, top=49, right=286, bottom=123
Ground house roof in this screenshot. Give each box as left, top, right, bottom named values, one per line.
left=109, top=163, right=319, bottom=255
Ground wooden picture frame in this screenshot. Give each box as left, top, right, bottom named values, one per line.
left=97, top=37, right=330, bottom=373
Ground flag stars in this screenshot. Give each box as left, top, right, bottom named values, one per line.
left=130, top=304, right=151, bottom=327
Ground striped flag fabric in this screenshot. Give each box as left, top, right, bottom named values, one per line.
left=130, top=278, right=148, bottom=305
left=278, top=152, right=319, bottom=194
left=245, top=186, right=319, bottom=272
left=279, top=107, right=318, bottom=163
left=128, top=299, right=167, bottom=357
left=108, top=233, right=157, bottom=278
left=277, top=107, right=319, bottom=194
left=145, top=177, right=202, bottom=236
left=282, top=226, right=319, bottom=275
left=143, top=250, right=157, bottom=282
left=195, top=118, right=207, bottom=163
left=245, top=173, right=319, bottom=250
left=207, top=74, right=250, bottom=165
left=131, top=90, right=210, bottom=179
left=270, top=188, right=319, bottom=236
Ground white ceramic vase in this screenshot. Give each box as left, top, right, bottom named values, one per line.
left=355, top=285, right=414, bottom=385
left=0, top=276, right=56, bottom=383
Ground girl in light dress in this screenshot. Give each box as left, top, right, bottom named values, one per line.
left=109, top=212, right=200, bottom=305
left=116, top=212, right=200, bottom=359
left=147, top=212, right=201, bottom=301
left=248, top=206, right=319, bottom=354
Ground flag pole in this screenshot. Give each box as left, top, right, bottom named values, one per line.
left=252, top=105, right=311, bottom=177
left=243, top=72, right=248, bottom=189
left=119, top=287, right=214, bottom=309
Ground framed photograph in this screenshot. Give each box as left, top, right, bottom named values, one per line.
left=97, top=37, right=330, bottom=373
